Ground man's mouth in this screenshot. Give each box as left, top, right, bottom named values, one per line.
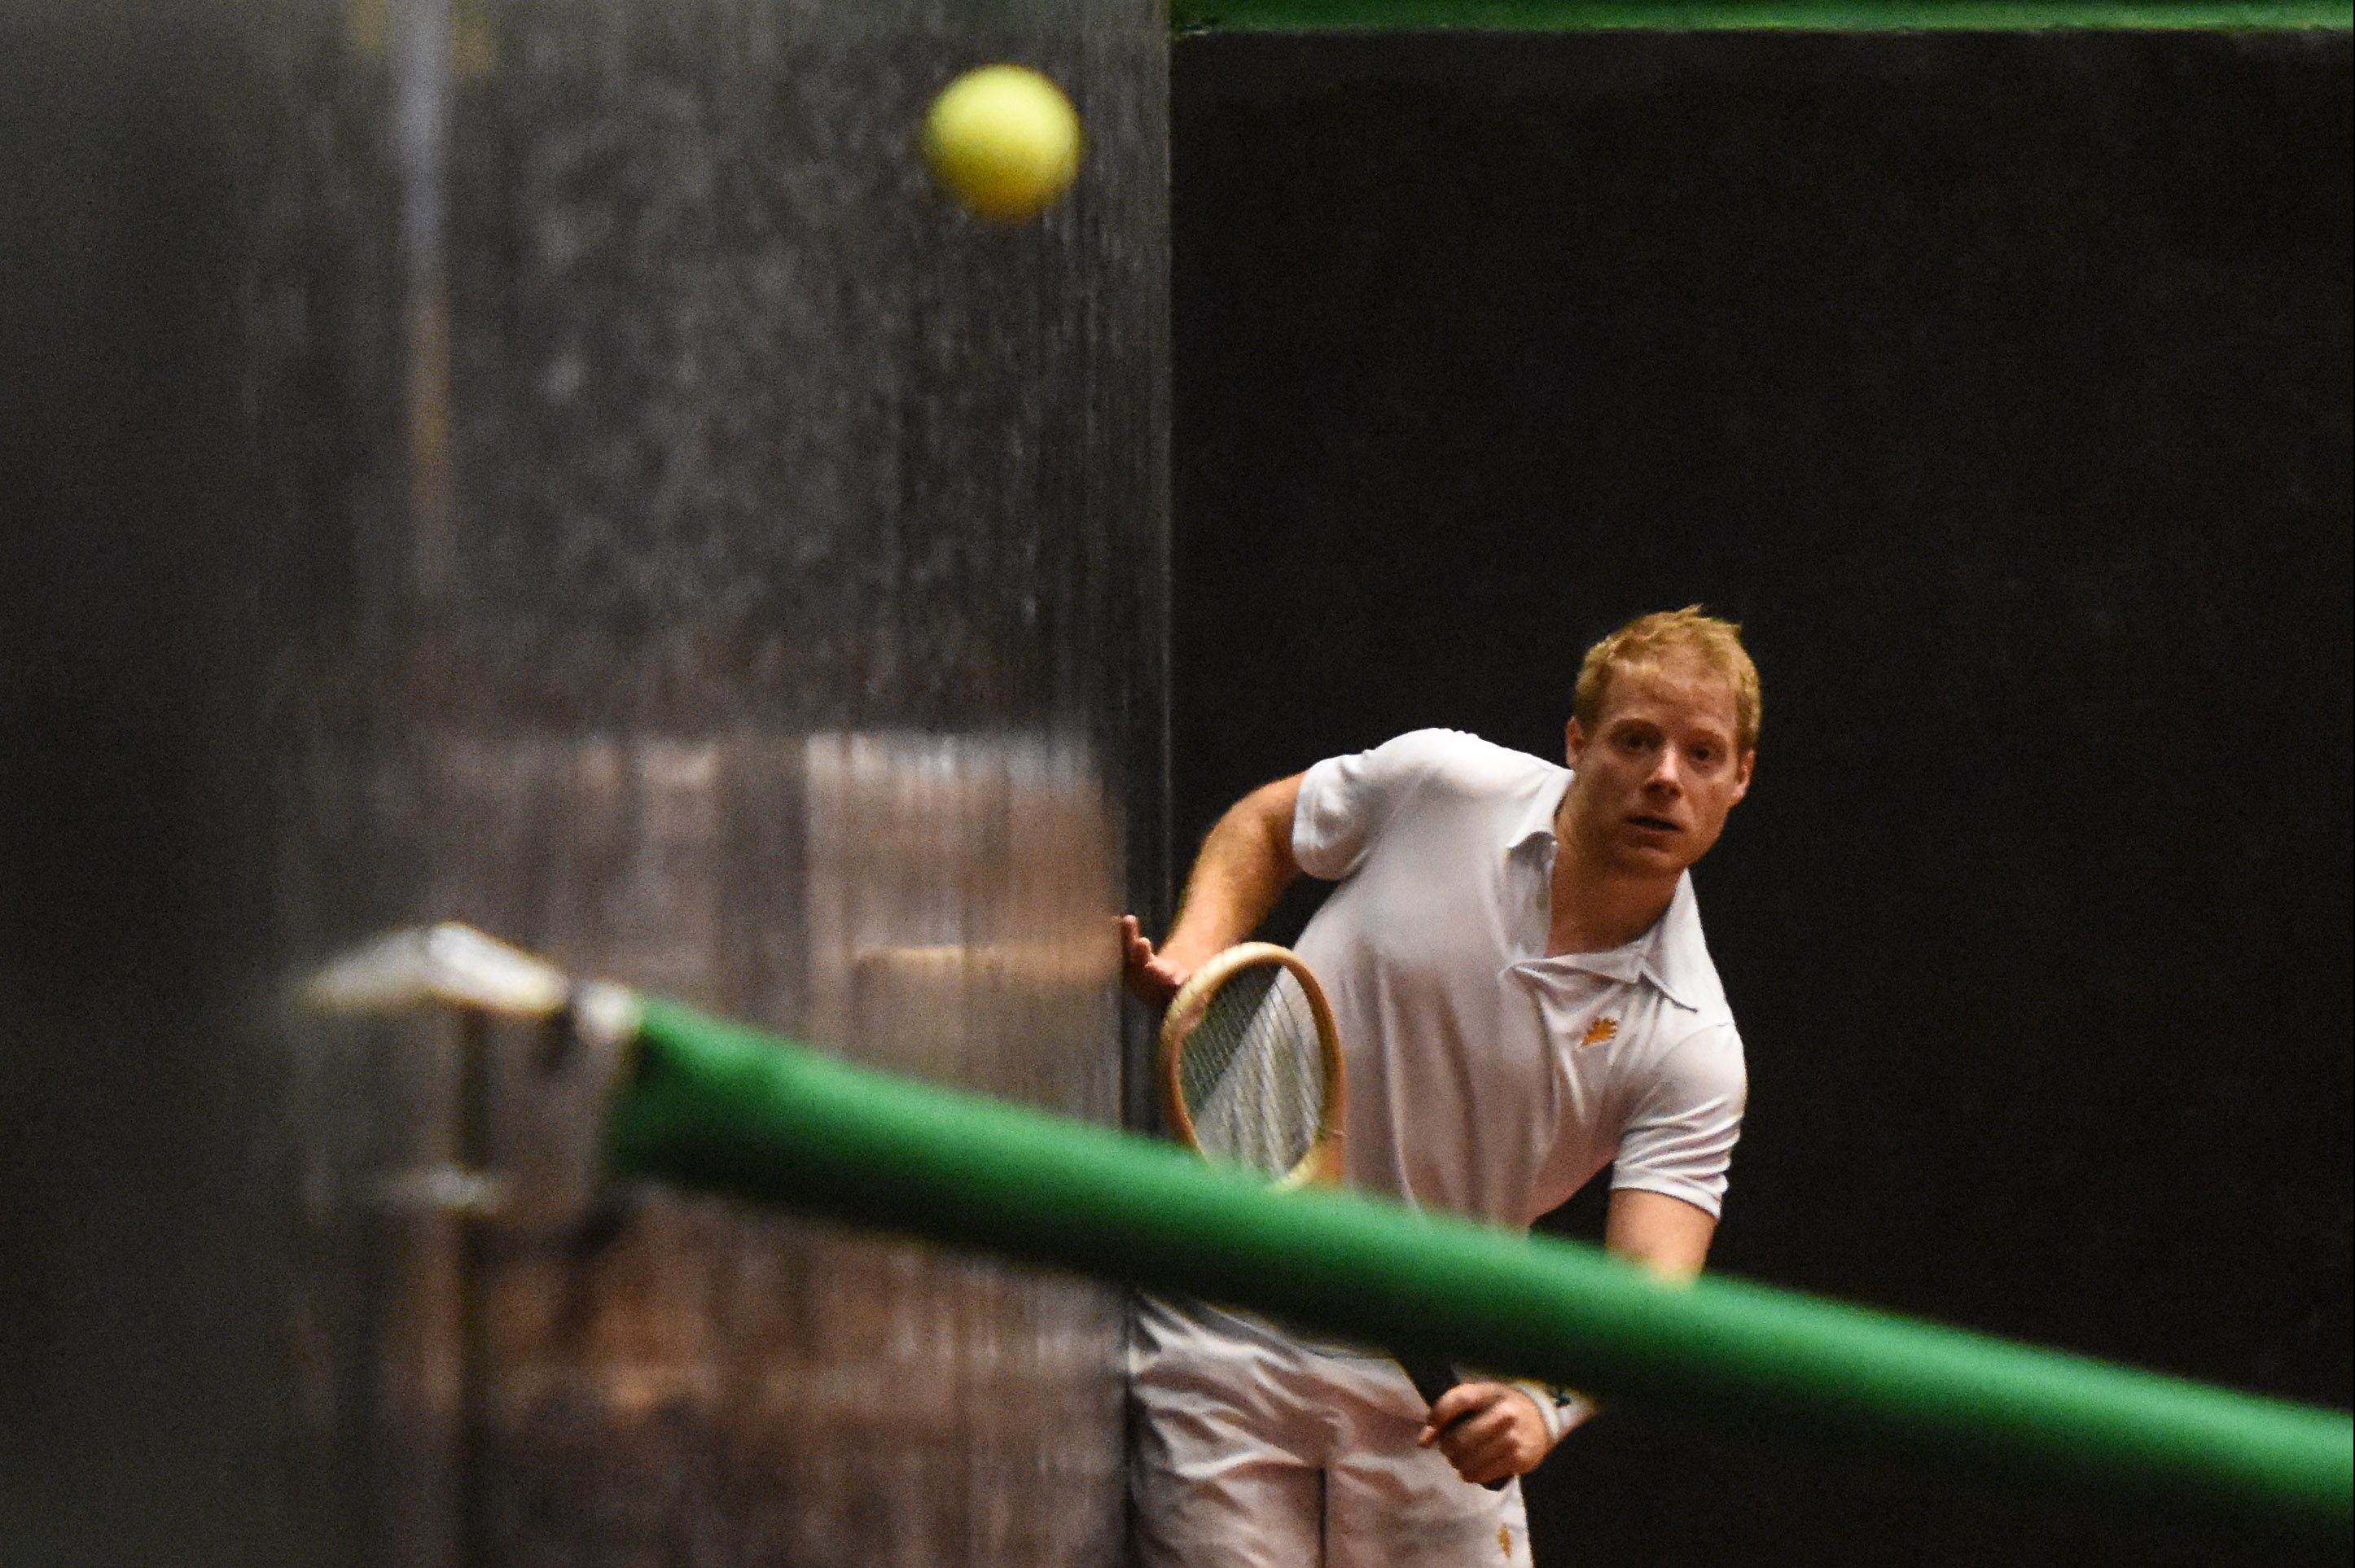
left=1627, top=814, right=1680, bottom=834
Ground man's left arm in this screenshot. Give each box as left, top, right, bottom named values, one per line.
left=1426, top=1022, right=1739, bottom=1484
left=1604, top=1187, right=1717, bottom=1281
left=1423, top=1191, right=1717, bottom=1483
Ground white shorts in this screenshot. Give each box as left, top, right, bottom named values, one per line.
left=1129, top=1295, right=1533, bottom=1568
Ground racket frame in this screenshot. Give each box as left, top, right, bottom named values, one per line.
left=1156, top=941, right=1347, bottom=1190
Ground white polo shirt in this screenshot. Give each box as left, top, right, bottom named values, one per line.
left=1291, top=728, right=1746, bottom=1229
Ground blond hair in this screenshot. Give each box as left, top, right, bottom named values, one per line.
left=1574, top=606, right=1762, bottom=754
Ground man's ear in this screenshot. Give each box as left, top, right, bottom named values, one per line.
left=1563, top=717, right=1587, bottom=768
left=1729, top=749, right=1756, bottom=807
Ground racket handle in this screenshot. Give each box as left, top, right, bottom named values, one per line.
left=1399, top=1354, right=1458, bottom=1408
left=1397, top=1355, right=1511, bottom=1491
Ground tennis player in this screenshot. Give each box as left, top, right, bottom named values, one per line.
left=1122, top=607, right=1759, bottom=1567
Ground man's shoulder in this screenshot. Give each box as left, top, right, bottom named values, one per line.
left=1639, top=1017, right=1748, bottom=1111
left=1369, top=728, right=1558, bottom=799
left=1296, top=730, right=1556, bottom=878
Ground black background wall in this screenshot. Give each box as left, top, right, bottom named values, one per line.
left=1173, top=28, right=2350, bottom=1566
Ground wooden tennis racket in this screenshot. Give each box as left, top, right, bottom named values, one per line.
left=1157, top=940, right=1346, bottom=1189
left=1157, top=941, right=1503, bottom=1487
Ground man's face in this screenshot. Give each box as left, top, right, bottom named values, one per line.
left=1561, top=655, right=1753, bottom=878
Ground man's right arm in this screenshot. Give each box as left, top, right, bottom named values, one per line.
left=1120, top=773, right=1306, bottom=1006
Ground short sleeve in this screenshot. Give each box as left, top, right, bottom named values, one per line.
left=1609, top=1023, right=1747, bottom=1218
left=1291, top=729, right=1462, bottom=881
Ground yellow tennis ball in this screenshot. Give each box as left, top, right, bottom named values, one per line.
left=923, top=64, right=1083, bottom=222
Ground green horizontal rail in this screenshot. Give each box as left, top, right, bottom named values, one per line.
left=1173, top=2, right=2354, bottom=30
left=606, top=996, right=2351, bottom=1531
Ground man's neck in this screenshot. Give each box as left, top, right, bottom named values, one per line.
left=1546, top=837, right=1678, bottom=957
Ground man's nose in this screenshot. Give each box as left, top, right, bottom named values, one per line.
left=1645, top=752, right=1684, bottom=793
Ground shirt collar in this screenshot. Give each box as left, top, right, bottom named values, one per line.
left=1634, top=874, right=1713, bottom=1012
left=1504, top=764, right=1573, bottom=856
left=1508, top=766, right=1719, bottom=1013
left=1537, top=873, right=1718, bottom=1014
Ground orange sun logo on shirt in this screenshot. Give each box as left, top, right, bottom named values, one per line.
left=1581, top=1017, right=1620, bottom=1047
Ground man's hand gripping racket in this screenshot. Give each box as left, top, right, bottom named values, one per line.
left=1154, top=941, right=1515, bottom=1488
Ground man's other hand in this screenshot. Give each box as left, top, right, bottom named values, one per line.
left=1419, top=1382, right=1551, bottom=1486
left=1119, top=915, right=1191, bottom=1008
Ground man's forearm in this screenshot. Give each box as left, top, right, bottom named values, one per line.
left=1160, top=774, right=1306, bottom=969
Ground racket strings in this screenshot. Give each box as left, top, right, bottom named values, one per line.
left=1177, top=963, right=1327, bottom=1178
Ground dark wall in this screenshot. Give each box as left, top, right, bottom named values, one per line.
left=1174, top=29, right=2350, bottom=1566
